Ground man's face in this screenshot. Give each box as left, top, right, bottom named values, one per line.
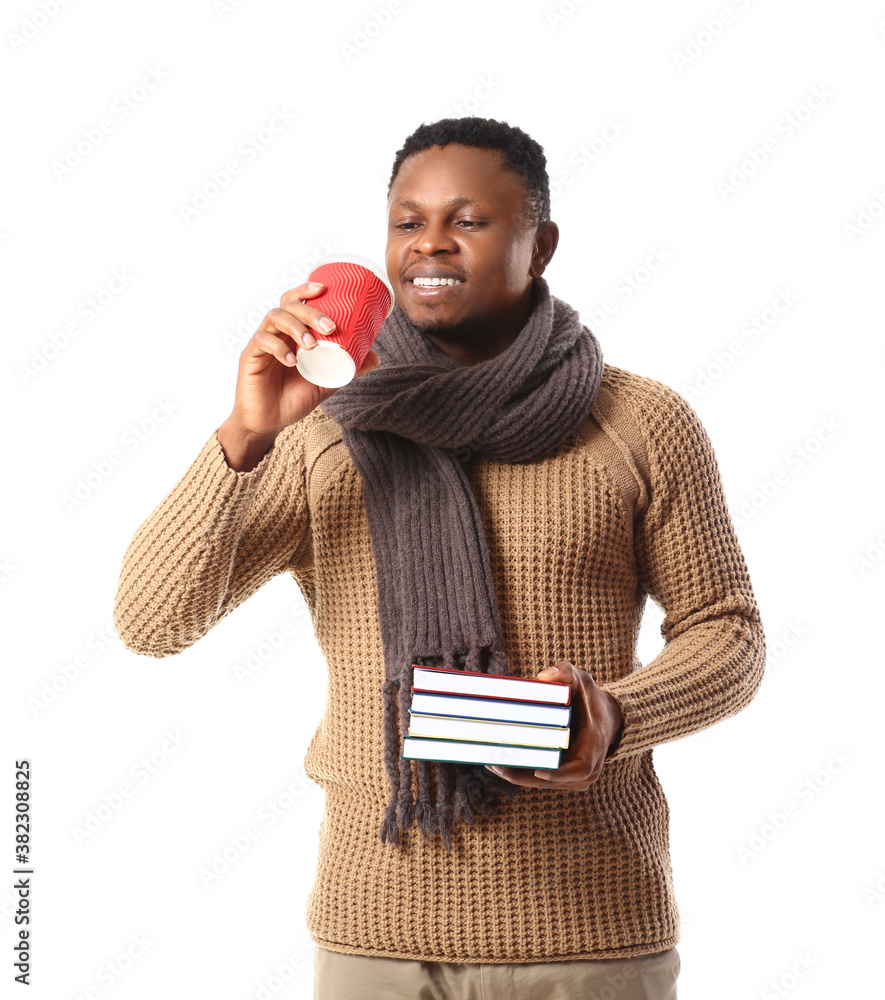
left=385, top=144, right=548, bottom=345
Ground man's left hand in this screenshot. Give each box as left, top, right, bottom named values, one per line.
left=485, top=661, right=624, bottom=790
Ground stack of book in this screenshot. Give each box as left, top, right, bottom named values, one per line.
left=400, top=664, right=572, bottom=770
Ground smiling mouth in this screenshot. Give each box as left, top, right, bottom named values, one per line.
left=409, top=277, right=464, bottom=286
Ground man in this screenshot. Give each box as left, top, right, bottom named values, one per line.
left=114, top=117, right=765, bottom=998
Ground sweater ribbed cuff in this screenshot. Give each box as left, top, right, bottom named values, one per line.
left=600, top=615, right=765, bottom=762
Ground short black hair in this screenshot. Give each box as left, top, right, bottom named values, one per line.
left=387, top=117, right=551, bottom=230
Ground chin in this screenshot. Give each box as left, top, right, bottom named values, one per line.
left=401, top=306, right=455, bottom=334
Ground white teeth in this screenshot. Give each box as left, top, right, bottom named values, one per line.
left=411, top=277, right=463, bottom=286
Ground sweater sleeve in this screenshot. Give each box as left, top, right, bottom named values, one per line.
left=112, top=420, right=311, bottom=658
left=602, top=380, right=765, bottom=760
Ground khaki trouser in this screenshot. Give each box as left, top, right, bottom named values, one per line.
left=313, top=944, right=680, bottom=999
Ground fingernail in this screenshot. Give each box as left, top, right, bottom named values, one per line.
left=286, top=351, right=297, bottom=364
left=303, top=332, right=317, bottom=347
left=308, top=282, right=324, bottom=290
left=534, top=770, right=551, bottom=780
left=318, top=317, right=335, bottom=333
left=541, top=667, right=559, bottom=676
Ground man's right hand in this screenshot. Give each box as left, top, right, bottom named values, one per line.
left=217, top=281, right=381, bottom=471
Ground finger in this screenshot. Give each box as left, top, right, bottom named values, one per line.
left=486, top=765, right=553, bottom=788
left=486, top=764, right=592, bottom=791
left=279, top=301, right=337, bottom=339
left=248, top=329, right=304, bottom=368
left=280, top=280, right=326, bottom=306
left=354, top=350, right=380, bottom=377
left=536, top=780, right=590, bottom=791
left=535, top=760, right=594, bottom=785
left=260, top=308, right=326, bottom=352
left=537, top=759, right=603, bottom=785
left=537, top=661, right=575, bottom=684
left=279, top=284, right=337, bottom=337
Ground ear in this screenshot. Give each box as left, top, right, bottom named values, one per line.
left=529, top=221, right=559, bottom=278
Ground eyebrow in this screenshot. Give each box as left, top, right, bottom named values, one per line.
left=388, top=197, right=481, bottom=213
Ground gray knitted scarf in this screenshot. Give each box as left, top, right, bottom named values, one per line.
left=319, top=276, right=604, bottom=850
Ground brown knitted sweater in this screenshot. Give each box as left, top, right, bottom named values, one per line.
left=113, top=362, right=765, bottom=964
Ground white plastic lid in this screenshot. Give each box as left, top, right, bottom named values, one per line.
left=295, top=339, right=357, bottom=389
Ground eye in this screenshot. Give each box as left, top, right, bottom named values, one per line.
left=457, top=220, right=485, bottom=229
left=394, top=222, right=420, bottom=230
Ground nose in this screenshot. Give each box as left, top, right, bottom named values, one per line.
left=412, top=216, right=458, bottom=257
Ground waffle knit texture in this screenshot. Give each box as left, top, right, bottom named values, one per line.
left=113, top=361, right=765, bottom=964
left=319, top=277, right=604, bottom=848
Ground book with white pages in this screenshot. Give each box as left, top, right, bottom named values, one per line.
left=401, top=737, right=562, bottom=770
left=411, top=665, right=571, bottom=704
left=408, top=712, right=570, bottom=749
left=409, top=691, right=572, bottom=727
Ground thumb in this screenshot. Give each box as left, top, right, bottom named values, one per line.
left=538, top=661, right=573, bottom=680
left=355, top=350, right=381, bottom=376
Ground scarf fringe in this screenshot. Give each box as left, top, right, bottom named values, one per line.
left=379, top=638, right=520, bottom=850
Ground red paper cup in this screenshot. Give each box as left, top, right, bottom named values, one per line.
left=295, top=254, right=394, bottom=388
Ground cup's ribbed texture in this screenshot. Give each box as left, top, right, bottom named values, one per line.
left=308, top=261, right=392, bottom=365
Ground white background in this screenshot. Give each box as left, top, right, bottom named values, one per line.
left=3, top=1, right=884, bottom=997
